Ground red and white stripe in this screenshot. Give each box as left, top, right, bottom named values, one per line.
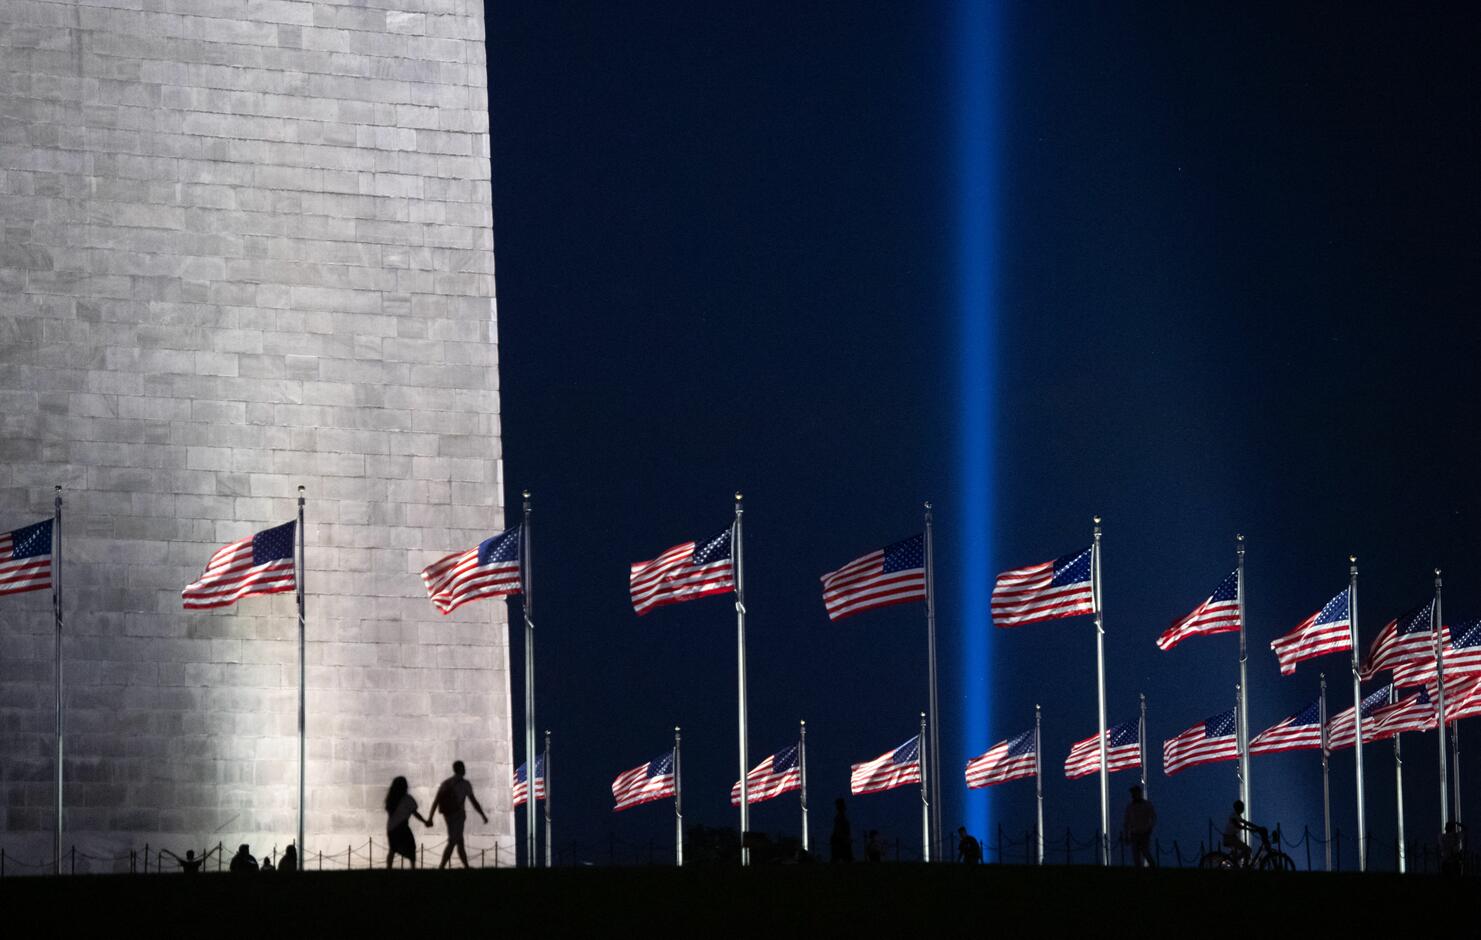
left=1063, top=732, right=1140, bottom=780
left=180, top=533, right=295, bottom=610
left=1361, top=608, right=1438, bottom=681
left=512, top=775, right=546, bottom=808
left=1157, top=578, right=1240, bottom=651
left=1440, top=676, right=1481, bottom=725
left=1326, top=685, right=1392, bottom=751
left=991, top=553, right=1094, bottom=628
left=1248, top=710, right=1323, bottom=756
left=0, top=524, right=51, bottom=597
left=1271, top=611, right=1351, bottom=677
left=729, top=752, right=802, bottom=806
left=611, top=758, right=675, bottom=812
left=1367, top=691, right=1436, bottom=742
left=1162, top=724, right=1238, bottom=776
left=421, top=549, right=521, bottom=615
left=629, top=540, right=733, bottom=616
left=965, top=737, right=1036, bottom=789
left=1391, top=626, right=1459, bottom=687
left=820, top=548, right=924, bottom=622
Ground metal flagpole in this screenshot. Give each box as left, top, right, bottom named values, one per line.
left=734, top=493, right=750, bottom=866
left=1320, top=672, right=1332, bottom=871
left=543, top=730, right=552, bottom=868
left=53, top=485, right=63, bottom=876
left=799, top=720, right=809, bottom=854
left=297, top=486, right=306, bottom=860
left=1236, top=534, right=1250, bottom=824
left=674, top=725, right=683, bottom=867
left=1350, top=555, right=1366, bottom=872
left=1092, top=517, right=1109, bottom=866
left=1435, top=569, right=1450, bottom=834
left=919, top=711, right=931, bottom=862
left=1035, top=704, right=1044, bottom=865
left=924, top=501, right=941, bottom=859
left=1454, top=724, right=1463, bottom=827
left=522, top=491, right=536, bottom=867
left=1235, top=683, right=1244, bottom=814
left=1392, top=683, right=1406, bottom=873
left=1139, top=693, right=1148, bottom=798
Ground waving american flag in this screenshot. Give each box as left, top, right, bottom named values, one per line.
left=612, top=750, right=676, bottom=812
left=730, top=744, right=802, bottom=806
left=1326, top=684, right=1392, bottom=751
left=1158, top=570, right=1240, bottom=651
left=421, top=526, right=522, bottom=615
left=0, top=518, right=52, bottom=597
left=181, top=521, right=296, bottom=610
left=966, top=730, right=1037, bottom=788
left=1250, top=698, right=1324, bottom=755
left=850, top=736, right=921, bottom=795
left=512, top=754, right=546, bottom=807
left=1361, top=601, right=1437, bottom=680
left=630, top=529, right=734, bottom=616
left=1064, top=717, right=1141, bottom=780
left=1368, top=688, right=1436, bottom=741
left=992, top=546, right=1095, bottom=628
left=1163, top=709, right=1238, bottom=776
left=820, top=534, right=926, bottom=621
left=1270, top=588, right=1351, bottom=676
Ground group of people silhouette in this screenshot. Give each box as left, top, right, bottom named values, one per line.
left=384, top=760, right=488, bottom=870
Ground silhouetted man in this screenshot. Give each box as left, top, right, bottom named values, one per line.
left=830, top=798, right=853, bottom=862
left=229, top=844, right=258, bottom=874
left=1223, top=799, right=1258, bottom=867
left=165, top=848, right=203, bottom=874
left=428, top=760, right=487, bottom=869
left=279, top=842, right=297, bottom=873
left=956, top=826, right=981, bottom=864
left=1123, top=785, right=1156, bottom=868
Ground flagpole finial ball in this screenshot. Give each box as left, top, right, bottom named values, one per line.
left=1237, top=533, right=1244, bottom=542
left=735, top=491, right=743, bottom=502
left=298, top=485, right=305, bottom=493
left=522, top=489, right=530, bottom=500
left=1093, top=515, right=1101, bottom=525
left=1436, top=568, right=1442, bottom=577
left=1349, top=555, right=1357, bottom=564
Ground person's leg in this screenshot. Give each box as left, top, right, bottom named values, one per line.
left=456, top=838, right=470, bottom=868
left=386, top=849, right=394, bottom=870
left=439, top=843, right=454, bottom=868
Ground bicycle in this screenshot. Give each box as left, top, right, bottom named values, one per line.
left=1199, top=825, right=1295, bottom=871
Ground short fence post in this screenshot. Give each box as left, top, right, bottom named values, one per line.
left=318, top=850, right=322, bottom=871
left=1304, top=826, right=1311, bottom=871
left=421, top=844, right=426, bottom=868
left=1064, top=828, right=1071, bottom=865
left=71, top=845, right=76, bottom=875
left=495, top=841, right=500, bottom=867
left=481, top=848, right=486, bottom=868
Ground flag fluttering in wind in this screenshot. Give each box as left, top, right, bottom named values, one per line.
left=629, top=530, right=734, bottom=616
left=1158, top=570, right=1240, bottom=651
left=1361, top=601, right=1438, bottom=680
left=1439, top=675, right=1481, bottom=724
left=0, top=518, right=52, bottom=597
left=611, top=750, right=677, bottom=811
left=820, top=534, right=926, bottom=621
left=1326, top=684, right=1393, bottom=751
left=513, top=754, right=546, bottom=807
left=1394, top=619, right=1478, bottom=687
left=1249, top=698, right=1324, bottom=755
left=966, top=730, right=1037, bottom=788
left=1064, top=717, right=1140, bottom=780
left=181, top=521, right=296, bottom=609
left=730, top=744, right=802, bottom=805
left=421, top=527, right=522, bottom=614
left=1367, top=688, right=1436, bottom=741
left=991, top=547, right=1095, bottom=628
left=1270, top=588, right=1352, bottom=676
left=850, top=736, right=921, bottom=795
left=1163, top=709, right=1239, bottom=776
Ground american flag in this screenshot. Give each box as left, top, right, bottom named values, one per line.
left=1361, top=601, right=1437, bottom=680
left=181, top=521, right=296, bottom=610
left=992, top=546, right=1095, bottom=628
left=1249, top=698, right=1324, bottom=755
left=966, top=729, right=1036, bottom=788
left=1157, top=570, right=1240, bottom=651
left=1064, top=717, right=1141, bottom=780
left=820, top=534, right=926, bottom=621
left=1394, top=619, right=1475, bottom=687
left=1440, top=675, right=1481, bottom=725
left=0, top=518, right=53, bottom=597
left=421, top=527, right=522, bottom=615
left=611, top=750, right=676, bottom=811
left=850, top=736, right=921, bottom=795
left=512, top=754, right=546, bottom=807
left=1270, top=588, right=1351, bottom=676
left=1367, top=688, right=1435, bottom=741
left=630, top=529, right=734, bottom=616
left=1162, top=709, right=1239, bottom=776
left=730, top=744, right=802, bottom=805
left=1326, top=684, right=1393, bottom=751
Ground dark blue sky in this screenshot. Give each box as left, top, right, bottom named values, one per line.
left=487, top=1, right=1479, bottom=866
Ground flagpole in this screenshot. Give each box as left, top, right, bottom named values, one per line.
left=296, top=485, right=306, bottom=861
left=734, top=492, right=750, bottom=866
left=1235, top=682, right=1244, bottom=824
left=674, top=725, right=683, bottom=867
left=522, top=491, right=537, bottom=867
left=1350, top=555, right=1366, bottom=872
left=1139, top=693, right=1148, bottom=798
left=543, top=729, right=552, bottom=868
left=1034, top=704, right=1044, bottom=865
left=1435, top=568, right=1450, bottom=835
left=1092, top=516, right=1109, bottom=866
left=919, top=711, right=930, bottom=862
left=1320, top=672, right=1332, bottom=872
left=53, top=485, right=63, bottom=876
left=1453, top=723, right=1463, bottom=827
left=924, top=500, right=941, bottom=858
left=799, top=719, right=809, bottom=855
left=1392, top=683, right=1406, bottom=873
left=1236, top=534, right=1251, bottom=824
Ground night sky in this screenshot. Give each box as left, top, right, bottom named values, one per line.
left=486, top=2, right=1480, bottom=866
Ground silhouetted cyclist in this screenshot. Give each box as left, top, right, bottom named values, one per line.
left=1223, top=800, right=1260, bottom=868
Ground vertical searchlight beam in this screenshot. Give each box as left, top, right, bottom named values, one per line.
left=955, top=0, right=1000, bottom=842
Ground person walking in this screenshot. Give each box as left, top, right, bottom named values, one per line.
left=956, top=826, right=982, bottom=864
left=427, top=760, right=488, bottom=869
left=830, top=798, right=853, bottom=862
left=385, top=776, right=431, bottom=869
left=1122, top=785, right=1157, bottom=868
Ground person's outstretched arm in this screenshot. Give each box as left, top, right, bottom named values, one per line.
left=468, top=789, right=487, bottom=823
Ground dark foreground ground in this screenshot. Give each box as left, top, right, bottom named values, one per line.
left=1, top=863, right=1453, bottom=935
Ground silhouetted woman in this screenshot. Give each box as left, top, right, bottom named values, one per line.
left=385, top=776, right=430, bottom=869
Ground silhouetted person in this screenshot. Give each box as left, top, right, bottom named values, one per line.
left=165, top=848, right=203, bottom=874
left=1123, top=785, right=1157, bottom=868
left=385, top=775, right=431, bottom=869
left=229, top=844, right=258, bottom=874
left=1223, top=799, right=1258, bottom=867
left=830, top=798, right=853, bottom=862
left=279, top=842, right=297, bottom=873
left=260, top=854, right=275, bottom=873
left=1441, top=821, right=1466, bottom=875
left=428, top=760, right=487, bottom=869
left=865, top=830, right=884, bottom=863
left=957, top=826, right=981, bottom=864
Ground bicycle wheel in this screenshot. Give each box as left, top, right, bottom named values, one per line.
left=1259, top=851, right=1296, bottom=872
left=1199, top=851, right=1234, bottom=870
